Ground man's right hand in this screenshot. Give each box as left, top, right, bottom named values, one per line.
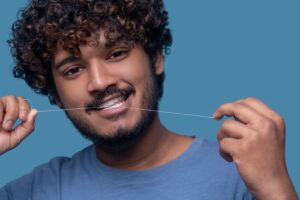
left=0, top=96, right=37, bottom=155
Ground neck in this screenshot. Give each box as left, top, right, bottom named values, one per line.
left=95, top=116, right=193, bottom=170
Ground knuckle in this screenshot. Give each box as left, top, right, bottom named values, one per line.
left=274, top=115, right=285, bottom=126
left=4, top=96, right=18, bottom=105
left=234, top=102, right=244, bottom=111
left=5, top=95, right=16, bottom=101
left=262, top=119, right=276, bottom=133
left=17, top=96, right=26, bottom=104
left=217, top=131, right=224, bottom=142
left=219, top=138, right=228, bottom=149
left=243, top=97, right=261, bottom=106
left=17, top=96, right=25, bottom=100
left=20, top=102, right=30, bottom=110
left=245, top=97, right=257, bottom=102
left=239, top=97, right=255, bottom=104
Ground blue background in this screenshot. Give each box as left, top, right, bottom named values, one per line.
left=1, top=0, right=299, bottom=194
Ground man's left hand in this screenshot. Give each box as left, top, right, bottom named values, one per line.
left=213, top=97, right=297, bottom=200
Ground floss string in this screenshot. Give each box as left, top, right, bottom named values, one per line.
left=36, top=106, right=213, bottom=119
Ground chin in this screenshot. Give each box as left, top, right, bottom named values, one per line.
left=66, top=106, right=157, bottom=151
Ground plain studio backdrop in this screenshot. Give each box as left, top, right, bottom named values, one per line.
left=0, top=0, right=299, bottom=194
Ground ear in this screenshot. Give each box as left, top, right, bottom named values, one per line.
left=154, top=52, right=164, bottom=75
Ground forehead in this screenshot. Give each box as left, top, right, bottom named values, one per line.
left=52, top=30, right=135, bottom=67
left=55, top=30, right=104, bottom=52
left=55, top=28, right=135, bottom=53
left=53, top=30, right=110, bottom=60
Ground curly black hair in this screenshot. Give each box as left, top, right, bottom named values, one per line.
left=9, top=0, right=172, bottom=104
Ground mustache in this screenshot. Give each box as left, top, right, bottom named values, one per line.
left=85, top=85, right=135, bottom=113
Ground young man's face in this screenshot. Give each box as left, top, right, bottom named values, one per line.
left=51, top=31, right=164, bottom=150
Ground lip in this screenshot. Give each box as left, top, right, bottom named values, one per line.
left=94, top=95, right=131, bottom=118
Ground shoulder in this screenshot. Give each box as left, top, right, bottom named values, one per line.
left=185, top=137, right=254, bottom=198
left=29, top=144, right=93, bottom=178
left=191, top=137, right=239, bottom=176
left=0, top=145, right=93, bottom=198
left=186, top=137, right=231, bottom=168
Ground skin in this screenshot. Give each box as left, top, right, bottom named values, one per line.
left=213, top=98, right=298, bottom=199
left=52, top=35, right=159, bottom=141
left=0, top=33, right=297, bottom=199
left=51, top=31, right=194, bottom=169
left=0, top=96, right=37, bottom=155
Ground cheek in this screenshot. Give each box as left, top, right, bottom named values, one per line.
left=53, top=74, right=88, bottom=107
left=116, top=57, right=153, bottom=86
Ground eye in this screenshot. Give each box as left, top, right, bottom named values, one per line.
left=108, top=49, right=129, bottom=61
left=63, top=66, right=84, bottom=77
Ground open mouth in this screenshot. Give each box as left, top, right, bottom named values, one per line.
left=85, top=86, right=134, bottom=114
left=96, top=93, right=130, bottom=111
left=87, top=91, right=131, bottom=112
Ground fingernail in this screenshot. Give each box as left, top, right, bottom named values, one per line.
left=20, top=109, right=28, bottom=119
left=4, top=120, right=13, bottom=130
left=213, top=113, right=222, bottom=120
left=212, top=112, right=218, bottom=118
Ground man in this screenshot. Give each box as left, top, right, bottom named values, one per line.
left=0, top=0, right=297, bottom=199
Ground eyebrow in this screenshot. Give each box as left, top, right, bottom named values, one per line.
left=54, top=56, right=79, bottom=70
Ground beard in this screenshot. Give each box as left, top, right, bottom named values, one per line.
left=64, top=70, right=161, bottom=151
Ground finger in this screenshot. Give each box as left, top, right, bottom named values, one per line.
left=10, top=109, right=37, bottom=148
left=17, top=96, right=31, bottom=121
left=236, top=97, right=284, bottom=125
left=217, top=120, right=252, bottom=141
left=219, top=137, right=239, bottom=162
left=2, top=96, right=20, bottom=131
left=213, top=102, right=266, bottom=125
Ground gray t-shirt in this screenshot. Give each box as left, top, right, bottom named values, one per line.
left=0, top=137, right=254, bottom=200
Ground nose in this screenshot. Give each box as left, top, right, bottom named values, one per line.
left=87, top=61, right=117, bottom=93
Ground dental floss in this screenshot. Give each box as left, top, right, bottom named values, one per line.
left=14, top=104, right=213, bottom=148
left=36, top=106, right=214, bottom=119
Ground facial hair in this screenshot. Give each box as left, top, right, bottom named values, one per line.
left=64, top=69, right=161, bottom=152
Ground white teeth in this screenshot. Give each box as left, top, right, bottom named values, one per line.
left=99, top=97, right=124, bottom=110
left=103, top=102, right=123, bottom=110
